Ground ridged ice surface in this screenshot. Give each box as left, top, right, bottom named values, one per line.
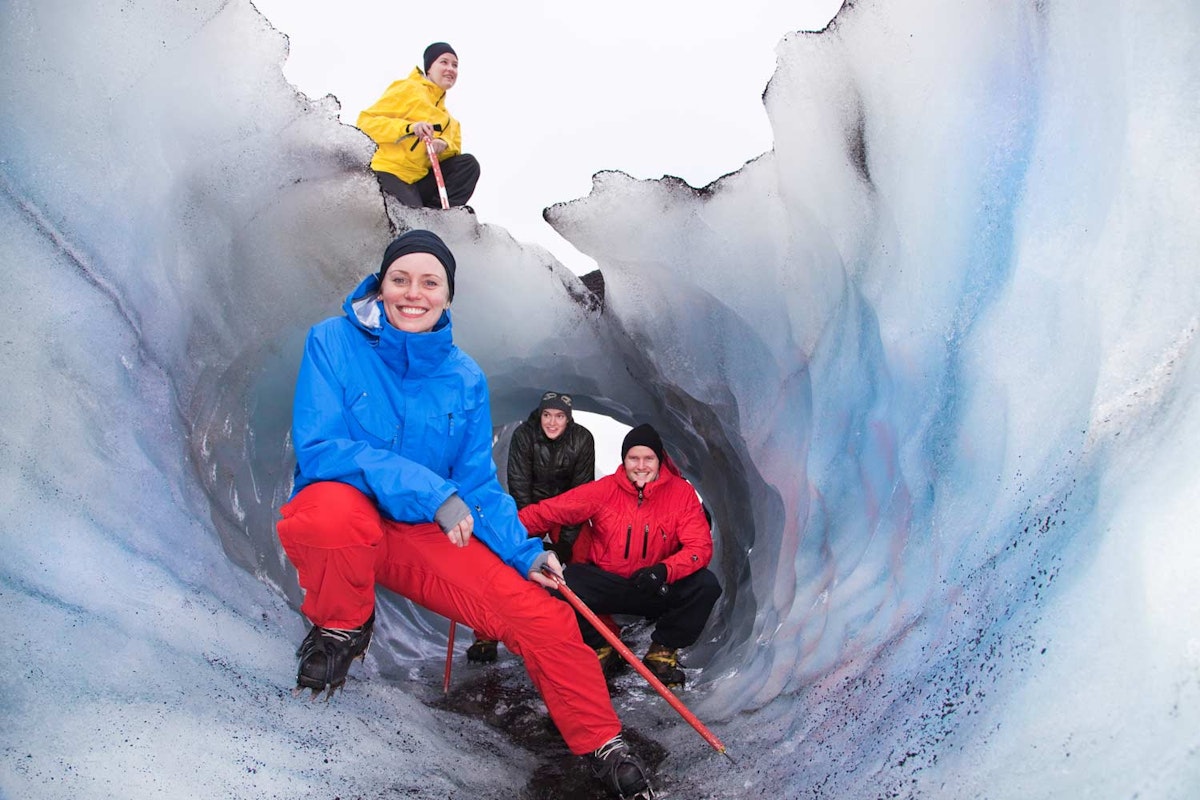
left=2, top=1, right=1197, bottom=798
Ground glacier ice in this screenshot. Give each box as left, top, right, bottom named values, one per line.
left=2, top=0, right=1198, bottom=798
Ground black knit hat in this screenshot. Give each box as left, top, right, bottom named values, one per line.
left=538, top=391, right=573, bottom=417
left=423, top=42, right=457, bottom=74
left=378, top=229, right=457, bottom=299
left=621, top=424, right=664, bottom=462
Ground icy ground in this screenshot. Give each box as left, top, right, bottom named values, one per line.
left=2, top=0, right=1199, bottom=798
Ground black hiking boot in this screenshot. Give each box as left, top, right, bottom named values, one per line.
left=588, top=734, right=654, bottom=799
left=642, top=643, right=685, bottom=688
left=295, top=612, right=374, bottom=699
left=595, top=645, right=623, bottom=679
left=466, top=638, right=498, bottom=663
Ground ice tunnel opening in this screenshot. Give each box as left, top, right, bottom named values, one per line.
left=481, top=364, right=775, bottom=678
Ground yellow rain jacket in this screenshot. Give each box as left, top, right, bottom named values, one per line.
left=356, top=68, right=463, bottom=184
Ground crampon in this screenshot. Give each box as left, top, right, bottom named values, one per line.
left=642, top=644, right=685, bottom=688
left=294, top=612, right=374, bottom=700
left=589, top=734, right=654, bottom=799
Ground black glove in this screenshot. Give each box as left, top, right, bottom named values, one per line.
left=545, top=536, right=573, bottom=565
left=631, top=564, right=669, bottom=597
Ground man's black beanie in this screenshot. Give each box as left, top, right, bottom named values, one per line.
left=378, top=229, right=457, bottom=299
left=423, top=42, right=456, bottom=74
left=621, top=423, right=665, bottom=462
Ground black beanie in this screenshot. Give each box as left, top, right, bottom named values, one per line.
left=378, top=229, right=457, bottom=299
left=621, top=424, right=664, bottom=463
left=538, top=391, right=573, bottom=417
left=423, top=42, right=457, bottom=74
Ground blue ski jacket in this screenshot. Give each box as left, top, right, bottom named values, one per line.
left=290, top=274, right=544, bottom=577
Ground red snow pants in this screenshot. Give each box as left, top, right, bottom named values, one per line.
left=276, top=481, right=620, bottom=755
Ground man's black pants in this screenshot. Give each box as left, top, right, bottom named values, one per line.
left=563, top=563, right=721, bottom=650
left=373, top=154, right=480, bottom=209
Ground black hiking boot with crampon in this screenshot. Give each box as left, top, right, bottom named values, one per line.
left=466, top=638, right=498, bottom=663
left=588, top=734, right=654, bottom=799
left=642, top=643, right=685, bottom=688
left=295, top=612, right=374, bottom=699
left=595, top=645, right=626, bottom=679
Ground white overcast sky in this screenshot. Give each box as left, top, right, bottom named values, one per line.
left=252, top=0, right=842, bottom=274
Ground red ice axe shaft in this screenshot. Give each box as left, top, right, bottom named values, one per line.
left=424, top=135, right=451, bottom=210
left=443, top=619, right=456, bottom=694
left=543, top=568, right=734, bottom=761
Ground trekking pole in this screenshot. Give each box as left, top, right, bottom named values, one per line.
left=443, top=620, right=456, bottom=694
left=542, top=568, right=735, bottom=763
left=423, top=134, right=451, bottom=210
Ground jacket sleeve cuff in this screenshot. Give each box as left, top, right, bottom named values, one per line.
left=527, top=550, right=555, bottom=579
left=434, top=494, right=471, bottom=533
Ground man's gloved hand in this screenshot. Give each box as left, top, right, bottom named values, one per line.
left=545, top=536, right=573, bottom=565
left=631, top=564, right=669, bottom=597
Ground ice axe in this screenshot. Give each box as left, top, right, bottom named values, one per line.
left=443, top=619, right=456, bottom=694
left=423, top=134, right=451, bottom=210
left=541, top=567, right=735, bottom=763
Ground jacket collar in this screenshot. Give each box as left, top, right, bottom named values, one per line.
left=407, top=67, right=446, bottom=103
left=609, top=458, right=680, bottom=498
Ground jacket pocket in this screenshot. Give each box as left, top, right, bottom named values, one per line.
left=652, top=525, right=671, bottom=562
left=416, top=401, right=468, bottom=476
left=347, top=389, right=401, bottom=446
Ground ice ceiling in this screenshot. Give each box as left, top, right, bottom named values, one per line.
left=1, top=1, right=1198, bottom=798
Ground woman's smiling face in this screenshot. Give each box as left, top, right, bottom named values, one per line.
left=379, top=252, right=450, bottom=333
left=427, top=52, right=458, bottom=91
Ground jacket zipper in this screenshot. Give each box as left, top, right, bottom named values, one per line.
left=629, top=487, right=644, bottom=560
left=642, top=524, right=649, bottom=559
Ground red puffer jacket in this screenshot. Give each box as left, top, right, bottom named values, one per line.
left=518, top=457, right=712, bottom=582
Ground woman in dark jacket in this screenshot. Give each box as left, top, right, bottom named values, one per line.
left=508, top=391, right=596, bottom=556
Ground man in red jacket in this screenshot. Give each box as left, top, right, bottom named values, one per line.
left=518, top=424, right=721, bottom=687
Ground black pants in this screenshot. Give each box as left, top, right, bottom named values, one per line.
left=563, top=563, right=721, bottom=650
left=373, top=154, right=480, bottom=208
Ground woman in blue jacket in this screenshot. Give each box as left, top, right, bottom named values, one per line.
left=275, top=230, right=652, bottom=799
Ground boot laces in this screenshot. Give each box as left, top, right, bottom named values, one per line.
left=319, top=626, right=358, bottom=643
left=593, top=734, right=629, bottom=762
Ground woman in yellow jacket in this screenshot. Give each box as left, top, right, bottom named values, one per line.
left=357, top=43, right=480, bottom=209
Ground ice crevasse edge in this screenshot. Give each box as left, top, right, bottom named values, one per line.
left=1, top=1, right=1198, bottom=798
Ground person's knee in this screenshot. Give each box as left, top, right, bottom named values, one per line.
left=675, top=568, right=721, bottom=614
left=454, top=153, right=480, bottom=177
left=697, top=568, right=723, bottom=601
left=278, top=482, right=383, bottom=548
